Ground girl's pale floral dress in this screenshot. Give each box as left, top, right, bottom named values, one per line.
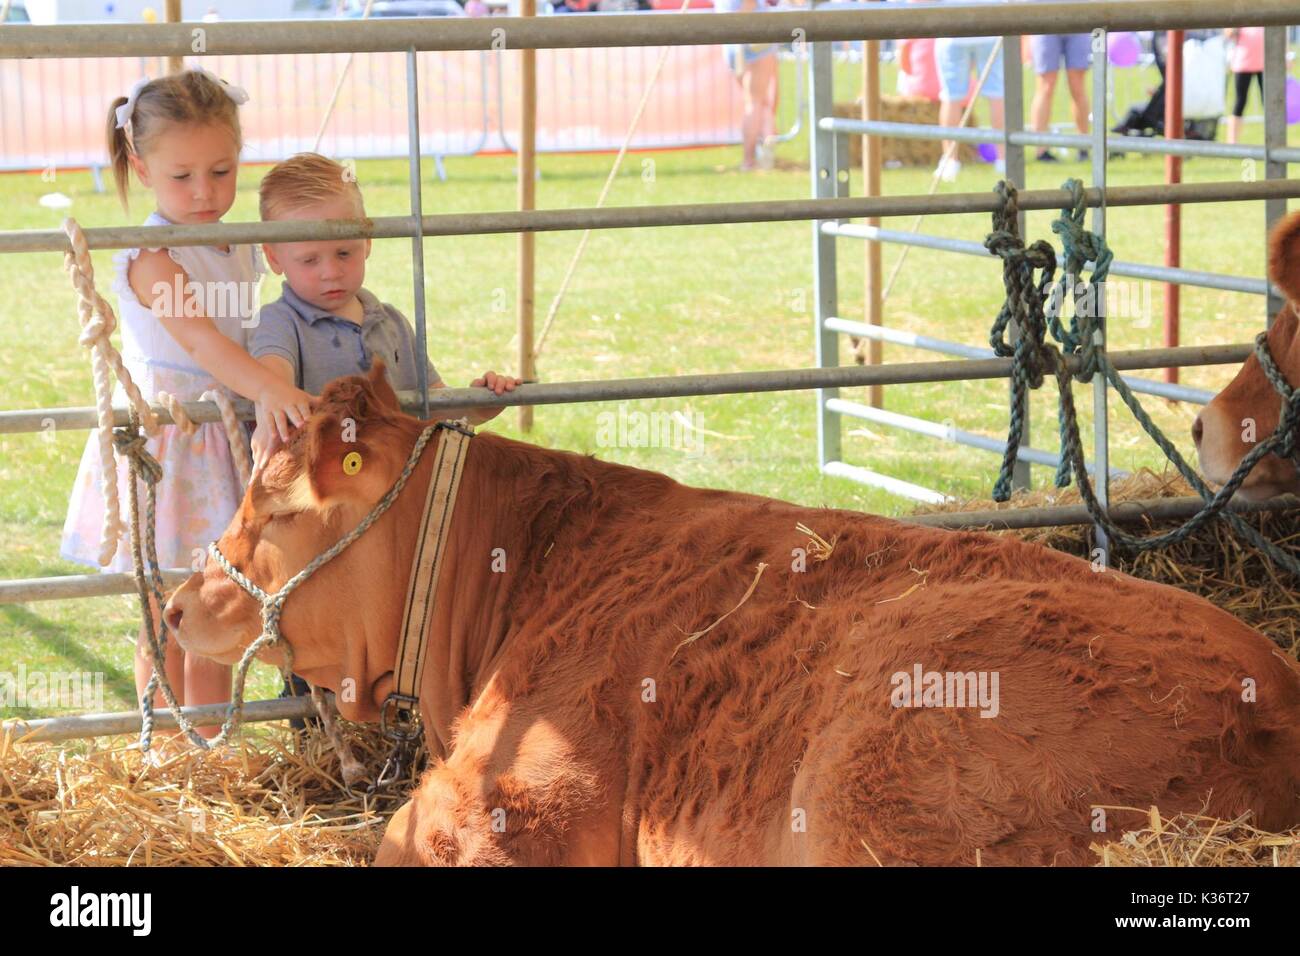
left=61, top=209, right=264, bottom=572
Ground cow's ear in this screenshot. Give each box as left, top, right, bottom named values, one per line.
left=365, top=359, right=401, bottom=413
left=304, top=410, right=389, bottom=508
left=1268, top=210, right=1300, bottom=304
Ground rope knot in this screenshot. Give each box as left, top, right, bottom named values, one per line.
left=111, top=425, right=163, bottom=484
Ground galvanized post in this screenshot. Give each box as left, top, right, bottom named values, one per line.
left=407, top=47, right=430, bottom=420
left=810, top=36, right=841, bottom=470
left=1263, top=25, right=1287, bottom=326
left=1002, top=30, right=1031, bottom=493
left=1090, top=26, right=1110, bottom=556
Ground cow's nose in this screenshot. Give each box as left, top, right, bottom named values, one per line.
left=1191, top=414, right=1204, bottom=448
left=163, top=598, right=183, bottom=633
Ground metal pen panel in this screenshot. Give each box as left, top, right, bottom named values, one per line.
left=1091, top=26, right=1110, bottom=553
left=1263, top=25, right=1289, bottom=326
left=1002, top=28, right=1030, bottom=493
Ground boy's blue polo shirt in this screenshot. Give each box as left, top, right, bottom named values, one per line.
left=250, top=282, right=442, bottom=396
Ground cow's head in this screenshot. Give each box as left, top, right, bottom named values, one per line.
left=164, top=362, right=429, bottom=721
left=1194, top=211, right=1300, bottom=501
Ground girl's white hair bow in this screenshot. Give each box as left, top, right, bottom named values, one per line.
left=113, top=67, right=251, bottom=131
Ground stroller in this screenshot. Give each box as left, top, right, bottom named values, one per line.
left=1111, top=30, right=1226, bottom=142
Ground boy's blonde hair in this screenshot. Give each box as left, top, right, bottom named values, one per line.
left=259, top=152, right=366, bottom=222
left=107, top=70, right=243, bottom=212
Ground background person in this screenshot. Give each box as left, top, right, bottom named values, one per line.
left=934, top=7, right=1005, bottom=182
left=1028, top=14, right=1092, bottom=163
left=718, top=0, right=779, bottom=171
left=1225, top=27, right=1264, bottom=145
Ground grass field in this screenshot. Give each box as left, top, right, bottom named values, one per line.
left=1, top=52, right=1297, bottom=723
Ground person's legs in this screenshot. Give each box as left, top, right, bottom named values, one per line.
left=185, top=650, right=231, bottom=741
left=1064, top=68, right=1090, bottom=133
left=1031, top=68, right=1059, bottom=133
left=754, top=52, right=779, bottom=148
left=133, top=590, right=231, bottom=742
left=986, top=96, right=1005, bottom=160
left=1229, top=71, right=1251, bottom=143
left=739, top=58, right=763, bottom=169
left=134, top=592, right=184, bottom=711
left=934, top=38, right=969, bottom=178
left=1061, top=32, right=1092, bottom=135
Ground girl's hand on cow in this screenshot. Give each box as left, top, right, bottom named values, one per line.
left=257, top=380, right=316, bottom=441
left=250, top=414, right=283, bottom=472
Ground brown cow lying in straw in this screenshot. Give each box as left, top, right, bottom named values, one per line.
left=1196, top=209, right=1300, bottom=500
left=165, top=362, right=1300, bottom=865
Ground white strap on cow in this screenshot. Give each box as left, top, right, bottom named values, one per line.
left=385, top=421, right=473, bottom=734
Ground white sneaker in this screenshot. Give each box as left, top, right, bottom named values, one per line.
left=935, top=157, right=962, bottom=182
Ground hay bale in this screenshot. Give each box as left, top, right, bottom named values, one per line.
left=834, top=96, right=981, bottom=168
left=912, top=467, right=1300, bottom=658
left=1093, top=808, right=1300, bottom=867
left=0, top=723, right=421, bottom=866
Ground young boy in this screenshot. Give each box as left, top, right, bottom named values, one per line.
left=249, top=151, right=520, bottom=465
left=249, top=152, right=521, bottom=723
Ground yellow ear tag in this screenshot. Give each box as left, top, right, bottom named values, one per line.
left=342, top=452, right=363, bottom=476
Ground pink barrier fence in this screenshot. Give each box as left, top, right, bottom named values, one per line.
left=0, top=45, right=748, bottom=171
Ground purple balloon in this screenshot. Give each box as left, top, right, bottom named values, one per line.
left=977, top=143, right=999, bottom=163
left=1108, top=32, right=1141, bottom=68
left=1287, top=76, right=1300, bottom=125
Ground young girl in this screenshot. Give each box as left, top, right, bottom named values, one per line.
left=60, top=68, right=316, bottom=738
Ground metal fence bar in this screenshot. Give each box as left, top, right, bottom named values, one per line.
left=1090, top=26, right=1111, bottom=555
left=825, top=317, right=1216, bottom=404
left=2, top=694, right=325, bottom=745
left=822, top=117, right=1300, bottom=164
left=1002, top=25, right=1030, bottom=494
left=826, top=397, right=1126, bottom=478
left=0, top=343, right=1254, bottom=436
left=906, top=493, right=1300, bottom=532
left=8, top=180, right=1300, bottom=257
left=407, top=47, right=431, bottom=421
left=1264, top=26, right=1289, bottom=324
left=0, top=570, right=191, bottom=605
left=822, top=222, right=1278, bottom=297
left=5, top=2, right=1297, bottom=58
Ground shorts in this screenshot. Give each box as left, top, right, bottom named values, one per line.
left=935, top=37, right=1004, bottom=101
left=1032, top=33, right=1092, bottom=74
left=723, top=42, right=777, bottom=74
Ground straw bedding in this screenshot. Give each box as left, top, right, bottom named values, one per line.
left=3, top=467, right=1297, bottom=865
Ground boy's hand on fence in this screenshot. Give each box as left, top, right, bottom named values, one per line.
left=467, top=370, right=522, bottom=424
left=471, top=370, right=523, bottom=395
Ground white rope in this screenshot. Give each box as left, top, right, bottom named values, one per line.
left=62, top=217, right=253, bottom=565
